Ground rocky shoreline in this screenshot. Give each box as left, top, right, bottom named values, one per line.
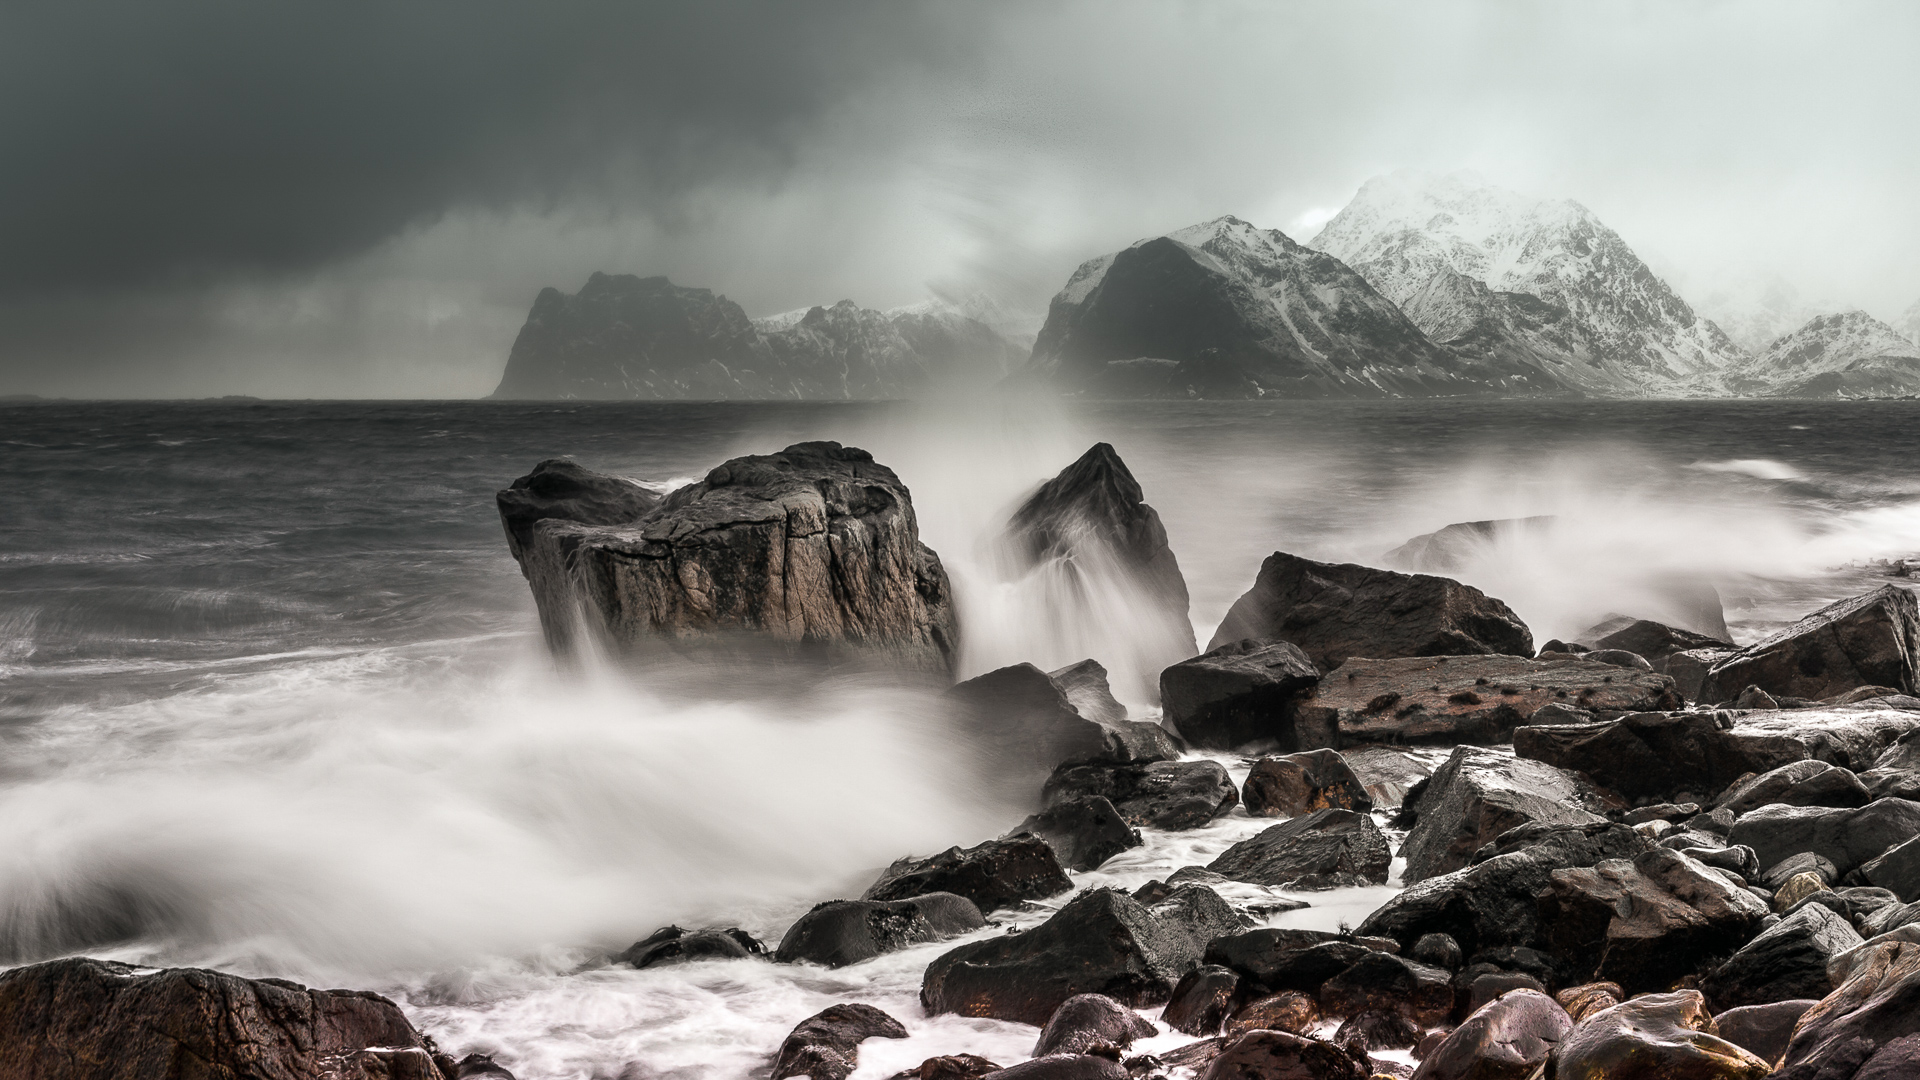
left=7, top=439, right=1920, bottom=1080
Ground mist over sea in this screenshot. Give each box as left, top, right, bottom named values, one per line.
left=4, top=397, right=1919, bottom=1076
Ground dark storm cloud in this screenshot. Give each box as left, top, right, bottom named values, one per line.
left=0, top=1, right=982, bottom=293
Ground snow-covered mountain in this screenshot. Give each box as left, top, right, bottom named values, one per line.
left=491, top=274, right=1022, bottom=399
left=1691, top=271, right=1832, bottom=354
left=1309, top=171, right=1747, bottom=396
left=1015, top=216, right=1569, bottom=399
left=1735, top=311, right=1920, bottom=399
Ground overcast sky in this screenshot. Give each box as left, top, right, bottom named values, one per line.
left=3, top=1, right=1915, bottom=398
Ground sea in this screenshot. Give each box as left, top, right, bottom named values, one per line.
left=3, top=397, right=1918, bottom=1077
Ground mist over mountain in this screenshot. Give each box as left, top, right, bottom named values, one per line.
left=1734, top=310, right=1920, bottom=399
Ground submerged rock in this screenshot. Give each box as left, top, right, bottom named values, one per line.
left=1700, top=585, right=1920, bottom=703
left=771, top=1003, right=909, bottom=1080
left=1158, top=639, right=1322, bottom=751
left=502, top=442, right=957, bottom=671
left=1207, top=552, right=1533, bottom=669
left=617, top=925, right=767, bottom=968
left=0, top=957, right=435, bottom=1080
left=774, top=893, right=984, bottom=968
left=865, top=836, right=1072, bottom=913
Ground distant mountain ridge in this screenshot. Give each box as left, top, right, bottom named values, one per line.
left=1735, top=311, right=1920, bottom=399
left=1014, top=215, right=1567, bottom=398
left=1309, top=171, right=1748, bottom=396
left=491, top=273, right=1022, bottom=400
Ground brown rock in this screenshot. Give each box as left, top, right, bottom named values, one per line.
left=1164, top=965, right=1241, bottom=1037
left=771, top=1003, right=908, bottom=1080
left=1319, top=952, right=1455, bottom=1027
left=1244, top=749, right=1376, bottom=817
left=1409, top=988, right=1570, bottom=1080
left=1227, top=990, right=1322, bottom=1035
left=887, top=1055, right=1001, bottom=1080
left=1546, top=990, right=1770, bottom=1079
left=1772, top=939, right=1920, bottom=1079
left=1554, top=983, right=1624, bottom=1023
left=1198, top=1029, right=1368, bottom=1080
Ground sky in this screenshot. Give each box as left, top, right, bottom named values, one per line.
left=2, top=0, right=1916, bottom=398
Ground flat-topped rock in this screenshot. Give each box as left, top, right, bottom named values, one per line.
left=1159, top=639, right=1321, bottom=751
left=504, top=442, right=957, bottom=670
left=1295, top=654, right=1681, bottom=748
left=1208, top=552, right=1533, bottom=669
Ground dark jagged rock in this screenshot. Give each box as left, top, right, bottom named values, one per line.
left=1043, top=760, right=1239, bottom=831
left=1163, top=966, right=1240, bottom=1037
left=1208, top=552, right=1533, bottom=668
left=1591, top=618, right=1736, bottom=664
left=1763, top=852, right=1840, bottom=891
left=774, top=893, right=984, bottom=968
left=453, top=1053, right=518, bottom=1080
left=1006, top=444, right=1197, bottom=670
left=1770, top=940, right=1920, bottom=1079
left=1202, top=930, right=1393, bottom=996
left=1537, top=848, right=1771, bottom=993
left=1728, top=798, right=1920, bottom=879
left=1357, top=822, right=1653, bottom=957
left=1717, top=760, right=1871, bottom=816
left=1546, top=991, right=1770, bottom=1079
left=1243, top=749, right=1374, bottom=817
left=618, top=925, right=766, bottom=968
left=1335, top=1009, right=1422, bottom=1055
left=0, top=957, right=434, bottom=1080
left=1411, top=988, right=1570, bottom=1080
left=953, top=663, right=1179, bottom=786
left=1143, top=885, right=1249, bottom=967
left=1712, top=1000, right=1817, bottom=1069
left=497, top=458, right=662, bottom=571
left=1700, top=586, right=1920, bottom=703
left=1016, top=216, right=1541, bottom=402
left=1860, top=836, right=1920, bottom=902
left=1700, top=903, right=1861, bottom=1012
left=1411, top=933, right=1464, bottom=971
left=1342, top=746, right=1438, bottom=807
left=1668, top=647, right=1741, bottom=703
left=920, top=888, right=1217, bottom=1025
left=1206, top=808, right=1391, bottom=889
left=865, top=836, right=1072, bottom=913
left=770, top=1003, right=909, bottom=1080
left=1013, top=796, right=1142, bottom=872
left=1048, top=659, right=1131, bottom=727
left=1226, top=991, right=1322, bottom=1036
left=1159, top=639, right=1321, bottom=751
left=1318, top=951, right=1455, bottom=1026
left=1294, top=655, right=1680, bottom=748
left=1398, top=746, right=1614, bottom=884
left=1197, top=1029, right=1369, bottom=1080
left=1032, top=993, right=1157, bottom=1057
left=507, top=441, right=957, bottom=670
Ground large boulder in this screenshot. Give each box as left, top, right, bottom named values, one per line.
left=1296, top=655, right=1681, bottom=748
left=1159, top=639, right=1321, bottom=751
left=1357, top=822, right=1653, bottom=958
left=865, top=836, right=1072, bottom=913
left=1012, top=797, right=1142, bottom=872
left=504, top=442, right=957, bottom=670
left=1398, top=746, right=1615, bottom=884
left=1700, top=585, right=1920, bottom=703
left=1699, top=903, right=1862, bottom=1012
left=1409, top=988, right=1571, bottom=1080
left=920, top=887, right=1234, bottom=1025
left=775, top=893, right=985, bottom=968
left=1208, top=551, right=1533, bottom=668
left=1545, top=991, right=1771, bottom=1079
left=951, top=663, right=1179, bottom=784
left=1043, top=759, right=1239, bottom=830
left=1728, top=799, right=1920, bottom=880
left=1004, top=443, right=1198, bottom=682
left=771, top=1003, right=908, bottom=1080
left=1537, top=848, right=1771, bottom=993
left=1206, top=808, right=1392, bottom=889
left=1771, top=940, right=1920, bottom=1080
left=1162, top=966, right=1241, bottom=1037
left=0, top=958, right=434, bottom=1080
left=1860, top=836, right=1920, bottom=902
left=1202, top=929, right=1392, bottom=996
left=1242, top=749, right=1374, bottom=817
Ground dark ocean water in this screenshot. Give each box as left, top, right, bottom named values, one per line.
left=2, top=397, right=1917, bottom=1076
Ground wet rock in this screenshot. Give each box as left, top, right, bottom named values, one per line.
left=1033, top=993, right=1158, bottom=1057
left=953, top=663, right=1178, bottom=786
left=888, top=1054, right=1002, bottom=1080
left=1342, top=746, right=1438, bottom=807
left=1243, top=749, right=1374, bottom=817
left=1859, top=835, right=1920, bottom=902
left=1013, top=797, right=1142, bottom=872
left=1159, top=639, right=1321, bottom=751
left=775, top=893, right=985, bottom=968
left=452, top=1053, right=518, bottom=1080
left=1666, top=648, right=1740, bottom=703
left=865, top=836, right=1072, bottom=913
left=1716, top=759, right=1871, bottom=816
left=1762, top=852, right=1839, bottom=891
left=0, top=958, right=437, bottom=1080
left=1336, top=1010, right=1422, bottom=1056
left=1546, top=990, right=1771, bottom=1079
left=1320, top=951, right=1455, bottom=1026
left=1591, top=619, right=1736, bottom=665
left=1464, top=973, right=1547, bottom=1015
left=1538, top=847, right=1770, bottom=993
left=1771, top=939, right=1920, bottom=1079
left=1209, top=552, right=1533, bottom=669
left=1626, top=803, right=1703, bottom=825
left=1206, top=808, right=1391, bottom=889
left=1196, top=1029, right=1368, bottom=1080
left=337, top=1047, right=446, bottom=1080
left=1203, top=930, right=1393, bottom=995
left=1410, top=988, right=1570, bottom=1080
left=1294, top=655, right=1679, bottom=748
left=1045, top=760, right=1239, bottom=831
left=1226, top=991, right=1322, bottom=1036
left=1147, top=885, right=1249, bottom=963
left=618, top=925, right=766, bottom=968
left=1728, top=798, right=1920, bottom=879
left=1700, top=902, right=1863, bottom=1011
left=921, top=888, right=1216, bottom=1025
left=1163, top=965, right=1241, bottom=1036
left=1700, top=585, right=1920, bottom=703
left=1412, top=933, right=1464, bottom=971
left=978, top=1055, right=1127, bottom=1080
left=1711, top=999, right=1817, bottom=1067
left=1555, top=982, right=1625, bottom=1023
left=1529, top=702, right=1597, bottom=725
left=1357, top=822, right=1653, bottom=958
left=771, top=1003, right=909, bottom=1080
left=497, top=457, right=661, bottom=568
left=1398, top=746, right=1613, bottom=884
left=506, top=442, right=957, bottom=669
